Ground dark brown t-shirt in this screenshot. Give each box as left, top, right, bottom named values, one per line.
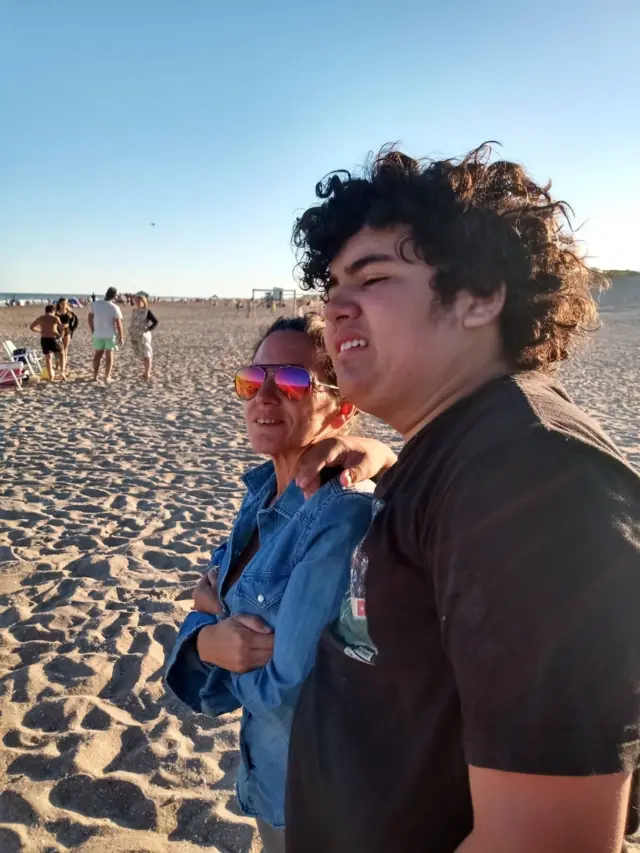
left=286, top=374, right=640, bottom=853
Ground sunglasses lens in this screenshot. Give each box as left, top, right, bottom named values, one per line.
left=275, top=366, right=312, bottom=401
left=235, top=366, right=264, bottom=400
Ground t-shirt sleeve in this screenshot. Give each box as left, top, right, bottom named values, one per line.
left=433, top=428, right=640, bottom=776
left=114, top=304, right=123, bottom=321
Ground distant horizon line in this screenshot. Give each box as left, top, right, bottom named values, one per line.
left=0, top=289, right=306, bottom=300
left=3, top=269, right=638, bottom=301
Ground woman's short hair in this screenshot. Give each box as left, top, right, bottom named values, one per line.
left=252, top=313, right=359, bottom=431
left=136, top=295, right=148, bottom=308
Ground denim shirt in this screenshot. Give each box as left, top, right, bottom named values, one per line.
left=165, top=461, right=374, bottom=828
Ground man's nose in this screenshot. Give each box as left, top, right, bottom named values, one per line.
left=323, top=291, right=360, bottom=324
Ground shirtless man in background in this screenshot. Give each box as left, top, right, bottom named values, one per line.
left=30, top=305, right=64, bottom=380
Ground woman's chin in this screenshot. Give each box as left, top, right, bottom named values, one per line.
left=248, top=434, right=291, bottom=457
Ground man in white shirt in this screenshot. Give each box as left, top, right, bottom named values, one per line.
left=88, top=287, right=124, bottom=383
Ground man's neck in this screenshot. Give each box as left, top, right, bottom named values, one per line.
left=400, top=359, right=512, bottom=442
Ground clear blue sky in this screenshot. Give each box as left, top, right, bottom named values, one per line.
left=2, top=0, right=638, bottom=298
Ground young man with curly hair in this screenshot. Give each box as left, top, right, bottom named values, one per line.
left=285, top=145, right=640, bottom=853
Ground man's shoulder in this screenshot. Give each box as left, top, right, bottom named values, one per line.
left=445, top=381, right=640, bottom=525
left=388, top=373, right=635, bottom=509
left=472, top=373, right=630, bottom=471
left=434, top=373, right=622, bottom=461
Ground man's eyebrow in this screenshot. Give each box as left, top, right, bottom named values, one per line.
left=328, top=253, right=396, bottom=287
left=325, top=253, right=397, bottom=291
left=345, top=253, right=395, bottom=276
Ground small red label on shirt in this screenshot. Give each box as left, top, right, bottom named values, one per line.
left=353, top=597, right=366, bottom=619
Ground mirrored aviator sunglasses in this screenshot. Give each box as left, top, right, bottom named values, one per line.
left=234, top=365, right=337, bottom=402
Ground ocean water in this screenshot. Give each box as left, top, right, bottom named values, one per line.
left=0, top=292, right=92, bottom=304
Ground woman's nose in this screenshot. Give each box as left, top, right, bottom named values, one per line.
left=255, top=374, right=279, bottom=400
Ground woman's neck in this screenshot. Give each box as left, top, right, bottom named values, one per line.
left=271, top=451, right=305, bottom=497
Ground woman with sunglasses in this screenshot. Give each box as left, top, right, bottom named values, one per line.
left=165, top=313, right=379, bottom=853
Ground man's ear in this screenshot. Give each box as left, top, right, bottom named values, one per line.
left=329, top=401, right=356, bottom=430
left=459, top=283, right=506, bottom=330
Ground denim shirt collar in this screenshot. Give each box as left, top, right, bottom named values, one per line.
left=241, top=460, right=304, bottom=521
left=241, top=460, right=276, bottom=493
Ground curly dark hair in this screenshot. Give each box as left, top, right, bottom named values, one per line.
left=292, top=143, right=608, bottom=371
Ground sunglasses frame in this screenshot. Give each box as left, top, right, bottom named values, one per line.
left=234, top=364, right=339, bottom=401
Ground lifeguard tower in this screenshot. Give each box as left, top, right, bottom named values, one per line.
left=250, top=287, right=297, bottom=316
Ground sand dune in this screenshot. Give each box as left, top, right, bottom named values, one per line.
left=0, top=302, right=638, bottom=852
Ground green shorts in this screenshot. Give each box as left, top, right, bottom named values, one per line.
left=93, top=336, right=117, bottom=351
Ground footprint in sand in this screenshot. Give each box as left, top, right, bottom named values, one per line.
left=22, top=698, right=74, bottom=733
left=49, top=774, right=157, bottom=831
left=153, top=623, right=178, bottom=656
left=3, top=729, right=50, bottom=751
left=9, top=641, right=53, bottom=671
left=45, top=818, right=99, bottom=847
left=7, top=747, right=78, bottom=783
left=0, top=827, right=23, bottom=853
left=128, top=632, right=151, bottom=654
left=143, top=550, right=192, bottom=571
left=98, top=655, right=143, bottom=701
left=103, top=726, right=159, bottom=775
left=43, top=656, right=95, bottom=685
left=10, top=621, right=67, bottom=644
left=80, top=487, right=110, bottom=499
left=0, top=791, right=39, bottom=825
left=169, top=798, right=253, bottom=851
left=168, top=539, right=200, bottom=554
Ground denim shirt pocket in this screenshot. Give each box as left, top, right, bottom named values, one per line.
left=233, top=573, right=290, bottom=614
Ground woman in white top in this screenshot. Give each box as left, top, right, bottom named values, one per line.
left=129, top=295, right=158, bottom=381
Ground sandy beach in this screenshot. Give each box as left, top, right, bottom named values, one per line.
left=0, top=300, right=638, bottom=853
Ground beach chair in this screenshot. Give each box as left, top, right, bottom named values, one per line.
left=3, top=340, right=42, bottom=378
left=0, top=361, right=24, bottom=390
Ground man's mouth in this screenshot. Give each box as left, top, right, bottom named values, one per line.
left=254, top=418, right=282, bottom=425
left=338, top=338, right=368, bottom=354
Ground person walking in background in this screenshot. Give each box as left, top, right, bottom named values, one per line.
left=165, top=314, right=375, bottom=853
left=88, top=286, right=123, bottom=383
left=129, top=295, right=158, bottom=381
left=29, top=304, right=64, bottom=380
left=285, top=144, right=640, bottom=853
left=55, top=297, right=78, bottom=378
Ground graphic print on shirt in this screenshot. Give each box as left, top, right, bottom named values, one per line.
left=331, top=498, right=384, bottom=665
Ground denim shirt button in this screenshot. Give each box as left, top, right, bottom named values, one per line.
left=257, top=594, right=265, bottom=603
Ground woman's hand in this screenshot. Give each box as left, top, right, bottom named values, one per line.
left=192, top=569, right=223, bottom=615
left=196, top=615, right=274, bottom=673
left=295, top=436, right=398, bottom=498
